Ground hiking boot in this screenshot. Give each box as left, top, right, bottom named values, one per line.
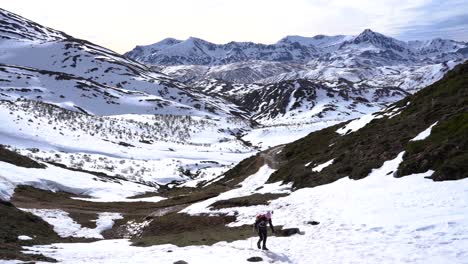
left=257, top=241, right=261, bottom=249
left=262, top=246, right=269, bottom=251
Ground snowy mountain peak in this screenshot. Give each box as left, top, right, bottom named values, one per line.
left=353, top=28, right=385, bottom=42
left=278, top=34, right=349, bottom=49
left=149, top=37, right=183, bottom=49
left=360, top=28, right=375, bottom=35
left=186, top=36, right=210, bottom=43
left=160, top=37, right=182, bottom=44
left=343, top=28, right=409, bottom=53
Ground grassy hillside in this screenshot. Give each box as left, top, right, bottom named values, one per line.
left=0, top=201, right=58, bottom=262
left=265, top=61, right=467, bottom=188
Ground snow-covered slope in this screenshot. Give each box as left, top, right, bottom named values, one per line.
left=0, top=99, right=256, bottom=190
left=0, top=64, right=241, bottom=116
left=0, top=8, right=68, bottom=42
left=0, top=8, right=244, bottom=118
left=0, top=8, right=364, bottom=202
left=192, top=78, right=408, bottom=125
left=23, top=169, right=468, bottom=263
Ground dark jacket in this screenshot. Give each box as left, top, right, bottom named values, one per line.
left=254, top=215, right=275, bottom=233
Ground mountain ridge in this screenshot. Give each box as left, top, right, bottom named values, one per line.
left=125, top=29, right=467, bottom=66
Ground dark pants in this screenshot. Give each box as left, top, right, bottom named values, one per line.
left=257, top=228, right=267, bottom=248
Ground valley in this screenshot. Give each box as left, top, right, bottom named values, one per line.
left=0, top=6, right=467, bottom=264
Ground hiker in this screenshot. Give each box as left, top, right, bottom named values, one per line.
left=254, top=210, right=275, bottom=250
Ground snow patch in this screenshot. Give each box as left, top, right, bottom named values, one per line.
left=181, top=165, right=277, bottom=215
left=311, top=159, right=334, bottom=172
left=0, top=161, right=157, bottom=201
left=18, top=235, right=33, bottom=241
left=71, top=196, right=166, bottom=203
left=21, top=209, right=122, bottom=239
left=336, top=113, right=377, bottom=135
left=411, top=122, right=438, bottom=141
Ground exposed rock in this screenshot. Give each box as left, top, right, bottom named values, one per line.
left=280, top=228, right=301, bottom=236
left=247, top=256, right=263, bottom=262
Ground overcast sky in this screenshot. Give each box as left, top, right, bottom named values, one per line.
left=2, top=0, right=468, bottom=53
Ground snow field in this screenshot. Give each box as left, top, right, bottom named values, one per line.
left=20, top=151, right=468, bottom=263
left=0, top=161, right=157, bottom=201
left=242, top=121, right=340, bottom=150
left=336, top=102, right=408, bottom=135
left=22, top=239, right=289, bottom=264
left=0, top=99, right=257, bottom=190
left=21, top=209, right=122, bottom=239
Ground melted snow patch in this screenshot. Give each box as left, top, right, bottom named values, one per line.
left=411, top=122, right=438, bottom=141
left=311, top=159, right=334, bottom=172
left=336, top=113, right=377, bottom=135
left=21, top=209, right=122, bottom=239
left=181, top=165, right=278, bottom=215
left=0, top=175, right=16, bottom=201
left=0, top=161, right=156, bottom=201
left=336, top=102, right=411, bottom=136
left=122, top=220, right=152, bottom=238
left=367, top=151, right=404, bottom=177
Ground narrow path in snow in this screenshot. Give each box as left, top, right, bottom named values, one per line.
left=260, top=145, right=285, bottom=169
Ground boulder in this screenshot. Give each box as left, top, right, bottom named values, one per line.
left=247, top=256, right=263, bottom=262
left=280, top=228, right=301, bottom=236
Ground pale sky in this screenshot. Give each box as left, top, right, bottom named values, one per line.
left=2, top=0, right=468, bottom=54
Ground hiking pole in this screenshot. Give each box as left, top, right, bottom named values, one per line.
left=250, top=225, right=256, bottom=249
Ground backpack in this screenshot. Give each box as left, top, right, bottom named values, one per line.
left=256, top=214, right=268, bottom=228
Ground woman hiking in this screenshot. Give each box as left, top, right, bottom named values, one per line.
left=253, top=211, right=275, bottom=250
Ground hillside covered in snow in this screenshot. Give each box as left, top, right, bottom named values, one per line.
left=0, top=6, right=467, bottom=264
left=0, top=8, right=244, bottom=118
left=2, top=50, right=467, bottom=264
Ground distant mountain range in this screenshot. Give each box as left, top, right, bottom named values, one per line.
left=125, top=29, right=468, bottom=66
left=125, top=30, right=468, bottom=88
